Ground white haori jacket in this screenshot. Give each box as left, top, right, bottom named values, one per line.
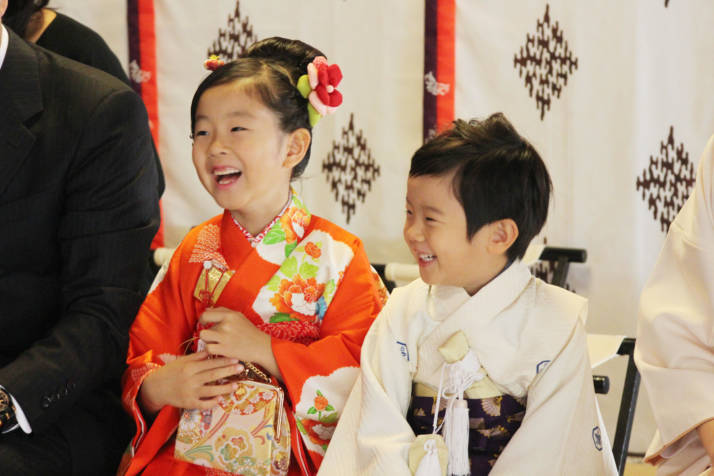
left=636, top=135, right=714, bottom=476
left=319, top=261, right=617, bottom=475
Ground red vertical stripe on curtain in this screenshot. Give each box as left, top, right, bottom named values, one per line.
left=137, top=0, right=159, bottom=147
left=129, top=0, right=163, bottom=248
left=435, top=0, right=455, bottom=133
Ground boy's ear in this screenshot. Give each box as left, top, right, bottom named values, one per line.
left=283, top=128, right=311, bottom=169
left=487, top=219, right=519, bottom=255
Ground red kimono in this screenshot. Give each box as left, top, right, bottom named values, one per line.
left=118, top=194, right=386, bottom=475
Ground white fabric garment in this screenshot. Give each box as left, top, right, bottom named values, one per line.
left=0, top=25, right=8, bottom=69
left=319, top=261, right=617, bottom=475
left=635, top=135, right=714, bottom=476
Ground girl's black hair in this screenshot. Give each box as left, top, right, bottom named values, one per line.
left=410, top=113, right=553, bottom=261
left=190, top=37, right=324, bottom=179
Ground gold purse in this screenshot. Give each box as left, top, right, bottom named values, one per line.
left=174, top=362, right=291, bottom=475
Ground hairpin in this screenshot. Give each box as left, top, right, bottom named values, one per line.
left=296, top=56, right=343, bottom=127
left=204, top=55, right=225, bottom=71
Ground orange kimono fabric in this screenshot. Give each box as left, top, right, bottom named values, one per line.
left=118, top=195, right=385, bottom=476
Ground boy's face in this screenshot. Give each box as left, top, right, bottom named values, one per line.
left=404, top=172, right=510, bottom=295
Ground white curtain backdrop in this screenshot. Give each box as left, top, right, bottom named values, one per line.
left=48, top=0, right=714, bottom=456
left=454, top=0, right=714, bottom=453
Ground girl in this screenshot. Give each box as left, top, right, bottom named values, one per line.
left=118, top=38, right=385, bottom=476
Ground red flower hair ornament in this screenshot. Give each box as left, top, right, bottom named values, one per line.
left=204, top=55, right=225, bottom=71
left=296, top=56, right=343, bottom=127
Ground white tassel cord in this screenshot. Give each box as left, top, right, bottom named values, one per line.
left=434, top=351, right=484, bottom=476
left=414, top=438, right=443, bottom=476
left=444, top=399, right=470, bottom=476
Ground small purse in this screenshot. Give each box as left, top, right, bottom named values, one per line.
left=174, top=357, right=291, bottom=475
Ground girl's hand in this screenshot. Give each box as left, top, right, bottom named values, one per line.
left=138, top=351, right=244, bottom=416
left=199, top=307, right=282, bottom=380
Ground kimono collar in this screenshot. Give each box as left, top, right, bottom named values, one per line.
left=232, top=189, right=312, bottom=247
left=428, top=260, right=532, bottom=323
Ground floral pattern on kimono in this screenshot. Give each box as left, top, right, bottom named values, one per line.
left=120, top=192, right=384, bottom=476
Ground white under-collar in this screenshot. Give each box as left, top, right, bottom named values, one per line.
left=0, top=26, right=8, bottom=71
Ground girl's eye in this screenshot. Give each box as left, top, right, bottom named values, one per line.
left=194, top=130, right=208, bottom=137
left=231, top=126, right=245, bottom=132
left=406, top=209, right=413, bottom=216
left=425, top=217, right=436, bottom=223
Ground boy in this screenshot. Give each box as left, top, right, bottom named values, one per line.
left=318, top=114, right=617, bottom=475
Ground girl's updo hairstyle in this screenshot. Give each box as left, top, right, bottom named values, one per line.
left=190, top=37, right=325, bottom=179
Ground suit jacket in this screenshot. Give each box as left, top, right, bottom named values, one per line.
left=0, top=29, right=162, bottom=474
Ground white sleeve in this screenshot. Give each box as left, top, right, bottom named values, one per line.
left=490, top=320, right=617, bottom=476
left=0, top=386, right=32, bottom=434
left=634, top=136, right=714, bottom=468
left=319, top=306, right=415, bottom=475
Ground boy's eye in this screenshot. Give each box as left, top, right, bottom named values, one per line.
left=194, top=130, right=208, bottom=137
left=230, top=126, right=245, bottom=132
left=425, top=217, right=436, bottom=222
left=406, top=209, right=413, bottom=215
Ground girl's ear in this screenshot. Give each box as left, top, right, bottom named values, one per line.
left=283, top=128, right=311, bottom=169
left=487, top=219, right=519, bottom=255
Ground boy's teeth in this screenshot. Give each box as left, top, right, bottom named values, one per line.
left=419, top=254, right=436, bottom=262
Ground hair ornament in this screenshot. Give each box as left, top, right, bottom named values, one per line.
left=204, top=55, right=225, bottom=71
left=296, top=56, right=343, bottom=127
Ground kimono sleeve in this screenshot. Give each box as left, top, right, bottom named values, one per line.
left=491, top=318, right=618, bottom=475
left=318, top=294, right=414, bottom=475
left=120, top=238, right=197, bottom=453
left=634, top=136, right=714, bottom=470
left=271, top=239, right=383, bottom=463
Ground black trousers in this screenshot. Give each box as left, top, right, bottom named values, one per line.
left=0, top=424, right=72, bottom=476
left=0, top=401, right=132, bottom=476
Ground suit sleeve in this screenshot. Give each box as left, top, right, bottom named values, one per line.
left=0, top=88, right=161, bottom=432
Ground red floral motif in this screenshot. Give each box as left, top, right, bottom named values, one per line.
left=314, top=395, right=328, bottom=411
left=279, top=207, right=310, bottom=243
left=204, top=55, right=225, bottom=71
left=311, top=57, right=343, bottom=108
left=257, top=321, right=320, bottom=345
left=372, top=270, right=389, bottom=307
left=269, top=275, right=325, bottom=321
left=305, top=242, right=321, bottom=259
left=299, top=418, right=334, bottom=448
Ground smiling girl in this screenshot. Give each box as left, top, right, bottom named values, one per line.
left=118, top=38, right=385, bottom=476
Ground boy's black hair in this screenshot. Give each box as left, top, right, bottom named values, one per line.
left=190, top=37, right=324, bottom=179
left=409, top=113, right=552, bottom=261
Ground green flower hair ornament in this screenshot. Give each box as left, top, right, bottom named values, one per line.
left=296, top=56, right=343, bottom=127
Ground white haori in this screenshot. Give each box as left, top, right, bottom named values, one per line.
left=319, top=261, right=617, bottom=475
left=636, top=135, right=714, bottom=476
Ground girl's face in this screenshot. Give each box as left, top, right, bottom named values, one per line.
left=192, top=81, right=294, bottom=228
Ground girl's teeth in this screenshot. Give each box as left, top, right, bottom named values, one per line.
left=215, top=169, right=240, bottom=176
left=420, top=254, right=436, bottom=262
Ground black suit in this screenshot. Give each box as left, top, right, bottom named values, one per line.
left=0, top=29, right=162, bottom=475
